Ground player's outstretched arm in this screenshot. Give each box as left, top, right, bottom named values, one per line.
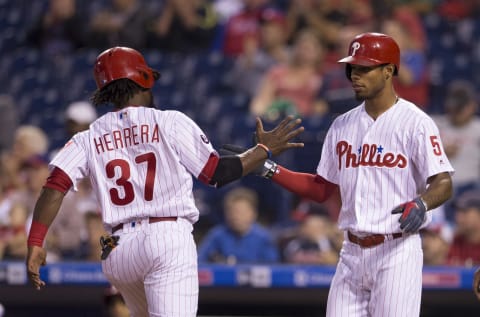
left=207, top=116, right=304, bottom=188
left=220, top=144, right=337, bottom=203
left=474, top=267, right=480, bottom=300
left=26, top=186, right=67, bottom=290
left=253, top=116, right=305, bottom=156
left=237, top=116, right=304, bottom=176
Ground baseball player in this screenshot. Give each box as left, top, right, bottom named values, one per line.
left=225, top=32, right=454, bottom=316
left=474, top=268, right=480, bottom=300
left=25, top=47, right=304, bottom=317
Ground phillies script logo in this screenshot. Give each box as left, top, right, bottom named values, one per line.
left=336, top=141, right=407, bottom=169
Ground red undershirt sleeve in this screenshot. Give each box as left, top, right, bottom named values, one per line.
left=44, top=167, right=74, bottom=194
left=198, top=153, right=220, bottom=185
left=271, top=165, right=337, bottom=203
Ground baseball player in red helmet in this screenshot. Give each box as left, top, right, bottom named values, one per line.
left=224, top=32, right=454, bottom=316
left=474, top=268, right=480, bottom=300
left=25, top=46, right=304, bottom=317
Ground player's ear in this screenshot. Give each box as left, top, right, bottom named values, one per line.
left=384, top=64, right=395, bottom=79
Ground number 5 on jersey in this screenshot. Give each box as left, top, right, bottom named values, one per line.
left=429, top=136, right=442, bottom=156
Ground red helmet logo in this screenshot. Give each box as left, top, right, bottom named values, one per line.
left=338, top=32, right=400, bottom=79
left=351, top=42, right=361, bottom=57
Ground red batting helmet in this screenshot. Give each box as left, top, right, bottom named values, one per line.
left=93, top=47, right=160, bottom=90
left=338, top=32, right=400, bottom=80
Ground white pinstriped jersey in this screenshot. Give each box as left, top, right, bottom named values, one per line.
left=50, top=107, right=215, bottom=229
left=317, top=98, right=454, bottom=234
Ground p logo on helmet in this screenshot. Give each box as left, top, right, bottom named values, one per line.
left=93, top=47, right=161, bottom=90
left=338, top=32, right=400, bottom=81
left=351, top=42, right=361, bottom=57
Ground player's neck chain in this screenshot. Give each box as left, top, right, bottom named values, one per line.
left=394, top=96, right=399, bottom=106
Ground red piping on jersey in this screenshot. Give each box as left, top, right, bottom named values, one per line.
left=271, top=165, right=337, bottom=203
left=44, top=167, right=73, bottom=194
left=198, top=153, right=219, bottom=185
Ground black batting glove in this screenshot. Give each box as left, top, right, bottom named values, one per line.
left=391, top=197, right=427, bottom=233
left=219, top=144, right=278, bottom=179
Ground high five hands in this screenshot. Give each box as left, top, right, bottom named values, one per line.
left=254, top=116, right=304, bottom=156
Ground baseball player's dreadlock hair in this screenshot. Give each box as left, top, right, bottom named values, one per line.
left=91, top=79, right=147, bottom=109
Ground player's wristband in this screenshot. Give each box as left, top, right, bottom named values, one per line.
left=27, top=221, right=49, bottom=247
left=417, top=196, right=428, bottom=211
left=261, top=160, right=278, bottom=179
left=256, top=143, right=272, bottom=159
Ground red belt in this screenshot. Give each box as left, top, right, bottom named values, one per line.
left=112, top=216, right=178, bottom=234
left=347, top=231, right=403, bottom=248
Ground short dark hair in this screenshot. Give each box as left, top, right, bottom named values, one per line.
left=91, top=79, right=146, bottom=109
left=445, top=80, right=477, bottom=111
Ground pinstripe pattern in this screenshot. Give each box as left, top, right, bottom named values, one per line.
left=326, top=235, right=422, bottom=317
left=102, top=219, right=198, bottom=317
left=316, top=99, right=453, bottom=316
left=50, top=107, right=215, bottom=228
left=50, top=106, right=213, bottom=316
left=317, top=99, right=453, bottom=234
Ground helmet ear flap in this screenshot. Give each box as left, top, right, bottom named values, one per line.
left=345, top=64, right=352, bottom=81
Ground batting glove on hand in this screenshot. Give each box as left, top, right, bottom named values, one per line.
left=391, top=197, right=427, bottom=233
left=220, top=144, right=278, bottom=179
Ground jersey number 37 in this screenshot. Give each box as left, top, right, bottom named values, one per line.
left=106, top=152, right=156, bottom=206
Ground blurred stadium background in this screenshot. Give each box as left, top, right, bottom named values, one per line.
left=1, top=0, right=480, bottom=316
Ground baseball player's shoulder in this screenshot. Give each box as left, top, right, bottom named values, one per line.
left=397, top=98, right=430, bottom=118
left=152, top=108, right=192, bottom=122
left=69, top=129, right=91, bottom=145
left=396, top=98, right=436, bottom=126
left=330, top=103, right=364, bottom=128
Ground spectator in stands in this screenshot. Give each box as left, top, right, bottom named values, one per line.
left=446, top=189, right=480, bottom=266
left=48, top=101, right=98, bottom=259
left=0, top=155, right=48, bottom=260
left=210, top=0, right=244, bottom=23
left=432, top=80, right=480, bottom=221
left=88, top=0, right=151, bottom=50
left=249, top=29, right=326, bottom=120
left=281, top=207, right=340, bottom=265
left=1, top=125, right=49, bottom=191
left=421, top=223, right=453, bottom=266
left=26, top=0, right=86, bottom=55
left=382, top=18, right=429, bottom=109
left=48, top=178, right=98, bottom=260
left=221, top=0, right=273, bottom=57
left=21, top=155, right=51, bottom=211
left=0, top=95, right=18, bottom=154
left=147, top=0, right=219, bottom=53
left=0, top=200, right=28, bottom=260
left=318, top=25, right=363, bottom=115
left=197, top=187, right=280, bottom=264
left=286, top=0, right=374, bottom=47
left=64, top=101, right=97, bottom=137
left=436, top=0, right=477, bottom=21
left=80, top=209, right=106, bottom=261
left=228, top=8, right=290, bottom=97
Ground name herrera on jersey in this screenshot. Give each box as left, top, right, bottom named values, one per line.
left=93, top=124, right=160, bottom=154
left=336, top=140, right=407, bottom=169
